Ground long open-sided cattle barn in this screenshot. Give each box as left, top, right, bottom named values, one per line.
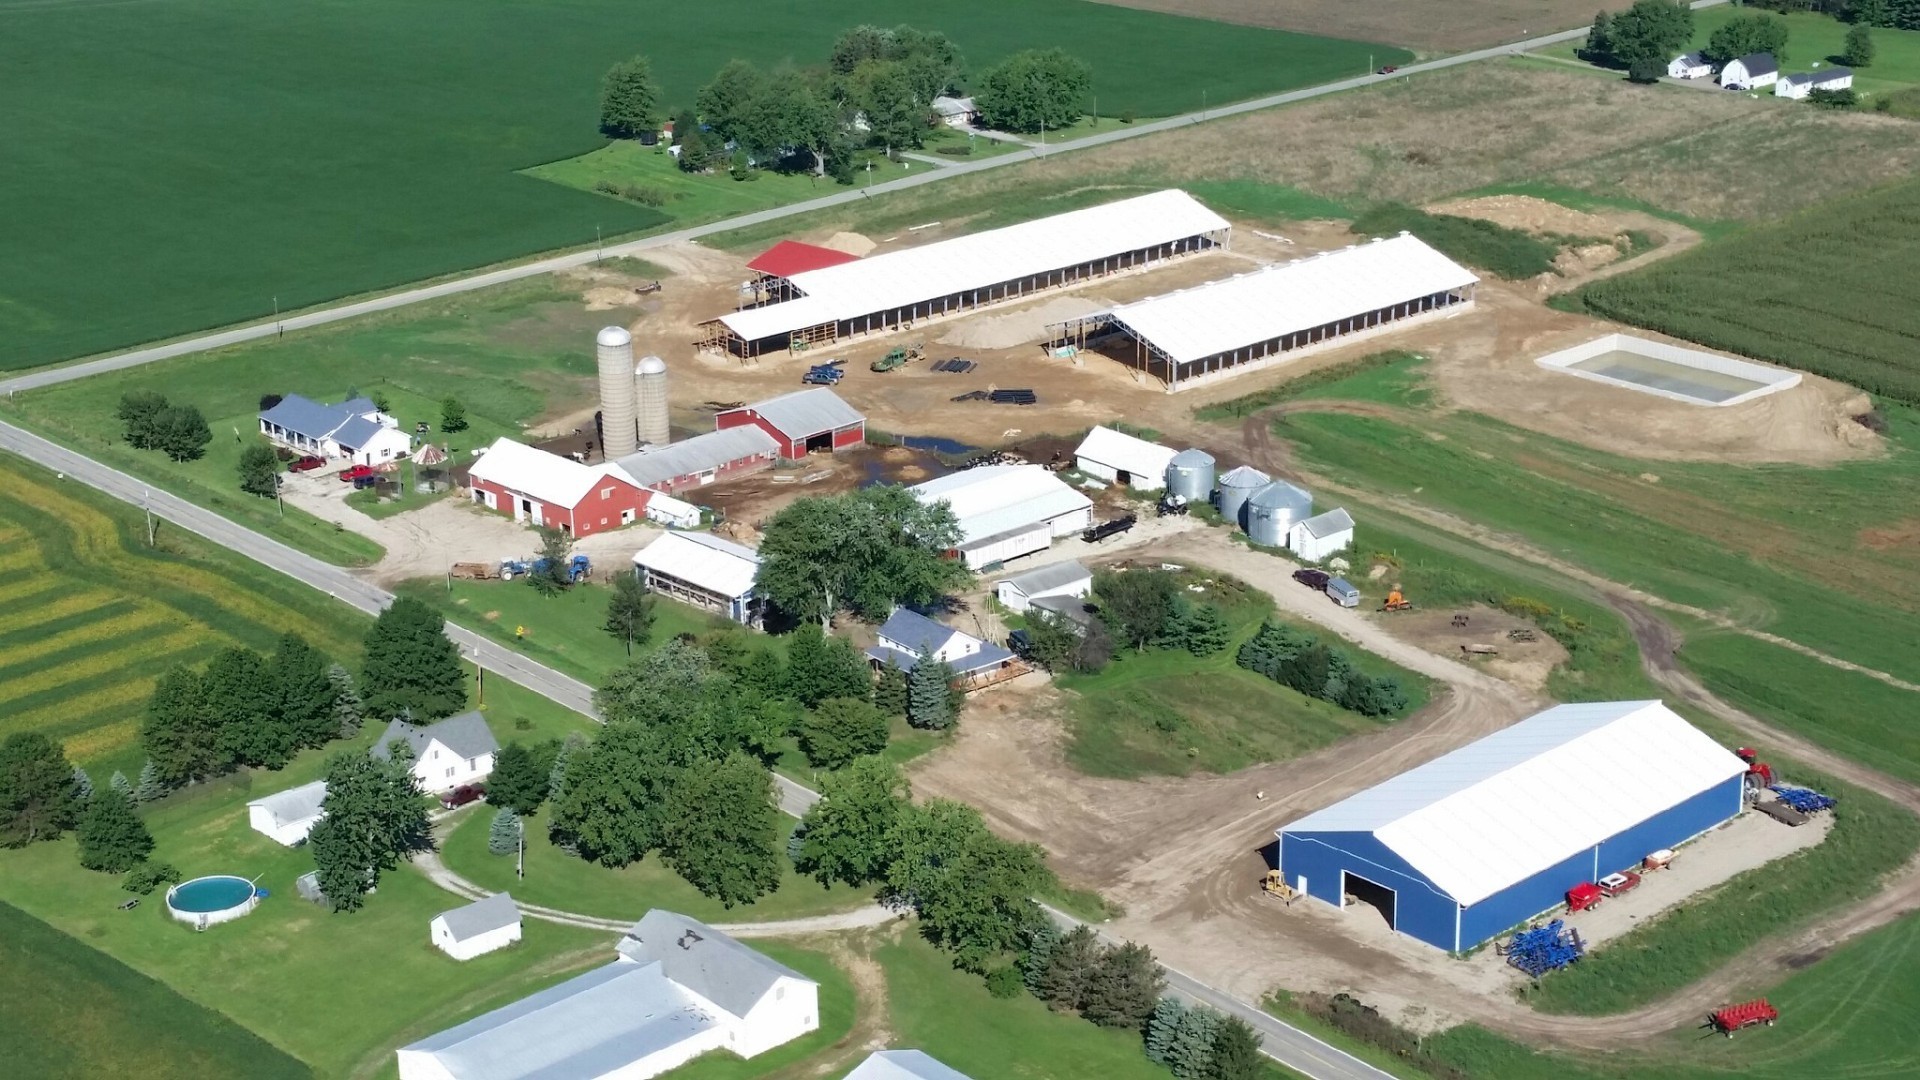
left=1054, top=234, right=1477, bottom=391
left=1276, top=700, right=1746, bottom=952
left=698, top=190, right=1232, bottom=359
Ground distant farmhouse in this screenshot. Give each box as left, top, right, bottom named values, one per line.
left=1719, top=52, right=1779, bottom=90
left=1777, top=67, right=1852, bottom=100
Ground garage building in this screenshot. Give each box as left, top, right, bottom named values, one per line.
left=699, top=190, right=1231, bottom=358
left=1054, top=234, right=1477, bottom=391
left=911, top=464, right=1094, bottom=569
left=1276, top=700, right=1746, bottom=952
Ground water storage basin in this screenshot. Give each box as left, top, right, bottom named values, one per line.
left=165, top=875, right=262, bottom=929
left=1535, top=333, right=1799, bottom=406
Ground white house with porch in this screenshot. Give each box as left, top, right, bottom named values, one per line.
left=258, top=394, right=411, bottom=466
left=372, top=712, right=499, bottom=793
left=1668, top=52, right=1711, bottom=79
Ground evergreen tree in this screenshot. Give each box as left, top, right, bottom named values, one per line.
left=143, top=663, right=218, bottom=786
left=1579, top=10, right=1615, bottom=63
left=1096, top=568, right=1178, bottom=651
left=109, top=770, right=132, bottom=798
left=272, top=633, right=340, bottom=750
left=1034, top=924, right=1103, bottom=1011
left=906, top=648, right=958, bottom=730
left=661, top=752, right=783, bottom=906
left=1206, top=1016, right=1264, bottom=1080
left=796, top=757, right=909, bottom=887
left=488, top=807, right=522, bottom=856
left=1168, top=1006, right=1222, bottom=1079
left=237, top=442, right=281, bottom=497
left=133, top=759, right=165, bottom=804
left=1280, top=643, right=1333, bottom=699
left=1179, top=604, right=1231, bottom=657
left=76, top=786, right=153, bottom=873
left=1082, top=941, right=1165, bottom=1029
left=360, top=596, right=467, bottom=719
left=872, top=660, right=909, bottom=716
left=785, top=624, right=872, bottom=707
left=1844, top=23, right=1876, bottom=66
left=1146, top=997, right=1188, bottom=1066
left=71, top=766, right=94, bottom=805
left=604, top=573, right=656, bottom=656
left=439, top=397, right=468, bottom=433
left=732, top=647, right=787, bottom=701
left=599, top=54, right=663, bottom=139
left=0, top=732, right=81, bottom=846
left=548, top=730, right=587, bottom=803
left=487, top=741, right=548, bottom=815
left=797, top=697, right=890, bottom=769
left=328, top=663, right=364, bottom=738
left=1022, top=921, right=1061, bottom=994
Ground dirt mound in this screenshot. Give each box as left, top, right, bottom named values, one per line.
left=822, top=231, right=876, bottom=256
left=939, top=295, right=1109, bottom=351
left=1429, top=194, right=1623, bottom=238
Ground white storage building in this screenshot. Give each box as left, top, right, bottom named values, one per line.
left=1668, top=52, right=1711, bottom=79
left=1073, top=426, right=1177, bottom=490
left=1720, top=52, right=1779, bottom=90
left=995, top=560, right=1093, bottom=613
left=699, top=190, right=1232, bottom=358
left=431, top=892, right=522, bottom=961
left=1054, top=234, right=1477, bottom=391
left=632, top=531, right=763, bottom=627
left=910, top=465, right=1094, bottom=569
left=1288, top=507, right=1356, bottom=563
left=246, top=780, right=327, bottom=846
left=845, top=1050, right=974, bottom=1080
left=1777, top=67, right=1852, bottom=99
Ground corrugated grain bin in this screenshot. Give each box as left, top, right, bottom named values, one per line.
left=1216, top=465, right=1270, bottom=527
left=1165, top=448, right=1216, bottom=503
left=1245, top=479, right=1313, bottom=547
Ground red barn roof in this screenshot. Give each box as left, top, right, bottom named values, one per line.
left=746, top=241, right=860, bottom=279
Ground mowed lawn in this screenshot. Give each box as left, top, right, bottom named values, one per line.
left=0, top=0, right=1401, bottom=371
left=0, top=455, right=367, bottom=774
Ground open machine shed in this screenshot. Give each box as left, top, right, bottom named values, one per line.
left=1277, top=701, right=1746, bottom=952
left=700, top=190, right=1231, bottom=358
left=1055, top=234, right=1477, bottom=391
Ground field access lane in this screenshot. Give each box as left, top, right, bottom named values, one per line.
left=0, top=0, right=1728, bottom=398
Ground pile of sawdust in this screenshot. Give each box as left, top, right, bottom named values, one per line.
left=822, top=231, right=876, bottom=256
left=939, top=295, right=1108, bottom=351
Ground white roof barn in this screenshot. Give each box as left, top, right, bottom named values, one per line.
left=632, top=531, right=763, bottom=626
left=431, top=892, right=522, bottom=961
left=1073, top=426, right=1177, bottom=490
left=469, top=438, right=643, bottom=508
left=246, top=779, right=327, bottom=846
left=845, top=1050, right=975, bottom=1080
left=911, top=465, right=1094, bottom=569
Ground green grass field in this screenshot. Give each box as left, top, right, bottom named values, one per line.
left=0, top=455, right=369, bottom=773
left=0, top=900, right=311, bottom=1080
left=0, top=0, right=1402, bottom=371
left=1056, top=568, right=1430, bottom=779
left=1545, top=8, right=1920, bottom=97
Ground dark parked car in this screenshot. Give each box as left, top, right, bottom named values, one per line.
left=1292, top=568, right=1330, bottom=590
left=289, top=455, right=326, bottom=473
left=439, top=784, right=486, bottom=810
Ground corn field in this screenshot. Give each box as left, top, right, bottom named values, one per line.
left=1577, top=179, right=1920, bottom=403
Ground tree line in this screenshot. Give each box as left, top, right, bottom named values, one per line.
left=1021, top=567, right=1229, bottom=678
left=117, top=391, right=211, bottom=463
left=0, top=732, right=170, bottom=891
left=1236, top=621, right=1410, bottom=717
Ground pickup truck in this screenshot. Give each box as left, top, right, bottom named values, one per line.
left=439, top=784, right=486, bottom=810
left=338, top=464, right=376, bottom=483
left=1292, top=568, right=1330, bottom=590
left=289, top=455, right=327, bottom=473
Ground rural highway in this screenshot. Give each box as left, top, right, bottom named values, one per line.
left=0, top=0, right=1725, bottom=398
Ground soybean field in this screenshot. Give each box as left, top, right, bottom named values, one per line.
left=1575, top=178, right=1920, bottom=402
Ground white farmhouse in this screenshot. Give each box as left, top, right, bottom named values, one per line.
left=1777, top=67, right=1853, bottom=99
left=245, top=779, right=327, bottom=846
left=866, top=608, right=1019, bottom=687
left=397, top=910, right=819, bottom=1080
left=257, top=394, right=411, bottom=466
left=431, top=892, right=522, bottom=961
left=372, top=712, right=500, bottom=793
left=1668, top=52, right=1712, bottom=79
left=994, top=560, right=1093, bottom=613
left=845, top=1050, right=975, bottom=1080
left=1719, top=52, right=1779, bottom=90
left=1073, top=425, right=1178, bottom=491
left=1287, top=507, right=1356, bottom=563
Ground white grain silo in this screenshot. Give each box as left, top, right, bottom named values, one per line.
left=596, top=326, right=639, bottom=459
left=634, top=355, right=670, bottom=447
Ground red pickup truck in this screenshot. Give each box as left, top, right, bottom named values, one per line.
left=289, top=455, right=326, bottom=473
left=439, top=784, right=486, bottom=810
left=338, top=464, right=376, bottom=483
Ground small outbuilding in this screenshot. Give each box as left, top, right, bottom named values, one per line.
left=845, top=1049, right=975, bottom=1080
left=246, top=779, right=327, bottom=846
left=1073, top=426, right=1177, bottom=490
left=930, top=95, right=978, bottom=127
left=911, top=465, right=1094, bottom=570
left=1668, top=51, right=1711, bottom=79
left=1777, top=67, right=1852, bottom=99
left=716, top=388, right=866, bottom=458
left=1288, top=507, right=1356, bottom=563
left=632, top=531, right=763, bottom=627
left=431, top=892, right=522, bottom=961
left=994, top=560, right=1093, bottom=613
left=373, top=712, right=499, bottom=793
left=866, top=608, right=1019, bottom=687
left=1719, top=52, right=1779, bottom=89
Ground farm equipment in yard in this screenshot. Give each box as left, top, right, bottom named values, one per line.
left=450, top=562, right=496, bottom=581
left=1379, top=589, right=1413, bottom=612
left=528, top=554, right=593, bottom=583
left=1643, top=849, right=1674, bottom=872
left=1505, top=920, right=1584, bottom=977
left=1598, top=871, right=1641, bottom=898
left=1082, top=514, right=1138, bottom=544
left=1460, top=643, right=1499, bottom=657
left=1566, top=882, right=1604, bottom=913
left=1709, top=999, right=1777, bottom=1037
left=498, top=558, right=532, bottom=580
left=1736, top=746, right=1777, bottom=790
left=1771, top=785, right=1836, bottom=814
left=1156, top=492, right=1189, bottom=517
left=871, top=342, right=924, bottom=372
left=1261, top=870, right=1297, bottom=903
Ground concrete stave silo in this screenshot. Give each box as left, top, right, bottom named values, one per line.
left=596, top=326, right=639, bottom=459
left=1245, top=479, right=1314, bottom=548
left=1164, top=448, right=1216, bottom=504
left=634, top=354, right=670, bottom=447
left=1215, top=465, right=1271, bottom=528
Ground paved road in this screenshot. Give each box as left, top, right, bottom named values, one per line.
left=0, top=2, right=1724, bottom=397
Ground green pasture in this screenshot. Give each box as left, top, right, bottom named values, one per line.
left=0, top=0, right=1402, bottom=370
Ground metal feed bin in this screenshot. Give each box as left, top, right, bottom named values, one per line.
left=1245, top=479, right=1314, bottom=547
left=1165, top=448, right=1216, bottom=504
left=1216, top=466, right=1271, bottom=528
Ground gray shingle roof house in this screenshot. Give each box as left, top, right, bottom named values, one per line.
left=397, top=910, right=820, bottom=1080
left=372, top=712, right=500, bottom=793
left=845, top=1050, right=975, bottom=1080
left=258, top=393, right=410, bottom=465
left=864, top=608, right=1016, bottom=676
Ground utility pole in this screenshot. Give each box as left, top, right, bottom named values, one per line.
left=273, top=295, right=282, bottom=339
left=473, top=647, right=485, bottom=705
left=517, top=816, right=525, bottom=880
left=596, top=224, right=603, bottom=263
left=143, top=489, right=155, bottom=546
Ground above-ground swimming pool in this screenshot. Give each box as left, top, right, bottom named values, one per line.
left=1535, top=333, right=1800, bottom=406
left=166, top=875, right=262, bottom=929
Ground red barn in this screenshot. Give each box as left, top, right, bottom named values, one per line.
left=466, top=437, right=653, bottom=536
left=715, top=388, right=865, bottom=458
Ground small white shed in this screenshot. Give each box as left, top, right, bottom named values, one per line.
left=995, top=560, right=1093, bottom=613
left=1668, top=52, right=1711, bottom=79
left=246, top=780, right=328, bottom=846
left=431, top=892, right=522, bottom=961
left=1288, top=507, right=1356, bottom=563
left=1073, top=426, right=1177, bottom=491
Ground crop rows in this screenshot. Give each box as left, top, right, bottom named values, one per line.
left=1577, top=179, right=1920, bottom=402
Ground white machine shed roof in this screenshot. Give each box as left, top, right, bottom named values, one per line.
left=632, top=531, right=761, bottom=598
left=720, top=190, right=1229, bottom=340
left=911, top=465, right=1092, bottom=544
left=1098, top=234, right=1478, bottom=365
left=469, top=438, right=639, bottom=507
left=1074, top=425, right=1177, bottom=479
left=1282, top=701, right=1745, bottom=906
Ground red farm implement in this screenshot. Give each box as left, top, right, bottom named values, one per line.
left=1709, top=999, right=1778, bottom=1037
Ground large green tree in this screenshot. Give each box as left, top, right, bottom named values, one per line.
left=697, top=59, right=770, bottom=147
left=1706, top=13, right=1790, bottom=66
left=798, top=697, right=890, bottom=769
left=1206, top=1016, right=1265, bottom=1080
left=0, top=733, right=81, bottom=846
left=596, top=641, right=786, bottom=761
left=786, top=624, right=873, bottom=707
left=1094, top=569, right=1177, bottom=652
left=307, top=746, right=432, bottom=911
left=1034, top=924, right=1105, bottom=1012
left=237, top=443, right=280, bottom=497
left=1606, top=0, right=1696, bottom=81
left=1843, top=23, right=1876, bottom=66
left=202, top=646, right=286, bottom=769
left=142, top=664, right=219, bottom=786
left=360, top=596, right=467, bottom=719
left=1083, top=941, right=1165, bottom=1029
left=604, top=573, right=655, bottom=656
left=662, top=752, right=783, bottom=906
left=155, top=404, right=213, bottom=462
left=487, top=741, right=549, bottom=816
left=756, top=485, right=966, bottom=624
left=547, top=722, right=680, bottom=867
left=117, top=391, right=170, bottom=450
left=599, top=54, right=662, bottom=139
left=796, top=757, right=910, bottom=887
left=974, top=48, right=1092, bottom=134
left=76, top=785, right=153, bottom=873
left=271, top=633, right=340, bottom=751
left=886, top=799, right=1050, bottom=971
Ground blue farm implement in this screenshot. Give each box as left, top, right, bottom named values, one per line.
left=1770, top=786, right=1836, bottom=813
left=1504, top=920, right=1584, bottom=977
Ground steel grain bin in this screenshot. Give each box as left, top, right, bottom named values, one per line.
left=1245, top=479, right=1313, bottom=547
left=1164, top=448, right=1216, bottom=503
left=1216, top=465, right=1271, bottom=528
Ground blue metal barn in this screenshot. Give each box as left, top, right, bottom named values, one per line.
left=1276, top=701, right=1747, bottom=952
